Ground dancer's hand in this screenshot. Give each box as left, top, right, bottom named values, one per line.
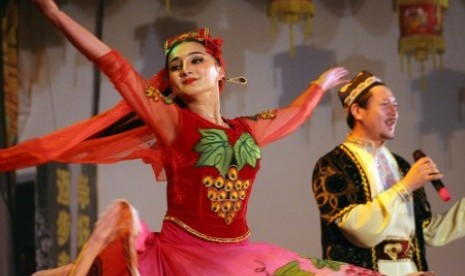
left=313, top=67, right=350, bottom=91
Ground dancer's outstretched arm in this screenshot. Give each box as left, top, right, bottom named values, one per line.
left=33, top=0, right=111, bottom=60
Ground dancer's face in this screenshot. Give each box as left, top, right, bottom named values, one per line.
left=167, top=42, right=224, bottom=101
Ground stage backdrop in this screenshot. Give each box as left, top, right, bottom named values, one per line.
left=12, top=0, right=465, bottom=275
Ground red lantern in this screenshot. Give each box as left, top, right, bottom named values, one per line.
left=396, top=0, right=448, bottom=77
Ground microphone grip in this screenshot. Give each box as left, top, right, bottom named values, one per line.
left=412, top=149, right=451, bottom=202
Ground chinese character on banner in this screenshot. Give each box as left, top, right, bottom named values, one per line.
left=1, top=0, right=19, bottom=147
left=77, top=164, right=98, bottom=252
left=35, top=163, right=98, bottom=270
left=0, top=1, right=20, bottom=275
left=36, top=163, right=71, bottom=270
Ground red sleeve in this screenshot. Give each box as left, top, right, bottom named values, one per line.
left=94, top=50, right=179, bottom=146
left=244, top=83, right=324, bottom=147
left=0, top=51, right=177, bottom=178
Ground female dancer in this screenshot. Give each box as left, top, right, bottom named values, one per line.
left=1, top=0, right=381, bottom=275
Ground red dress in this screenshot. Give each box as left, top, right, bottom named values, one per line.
left=1, top=51, right=382, bottom=276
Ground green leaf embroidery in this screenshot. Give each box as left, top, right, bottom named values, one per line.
left=194, top=129, right=260, bottom=175
left=274, top=261, right=315, bottom=276
left=194, top=129, right=233, bottom=175
left=234, top=133, right=261, bottom=170
left=310, top=258, right=343, bottom=271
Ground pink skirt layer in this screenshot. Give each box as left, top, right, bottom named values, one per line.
left=133, top=221, right=382, bottom=276
left=34, top=201, right=383, bottom=276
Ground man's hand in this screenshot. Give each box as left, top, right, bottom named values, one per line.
left=402, top=157, right=443, bottom=193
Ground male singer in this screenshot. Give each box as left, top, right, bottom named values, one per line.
left=311, top=71, right=465, bottom=276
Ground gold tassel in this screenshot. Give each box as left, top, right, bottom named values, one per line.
left=420, top=61, right=427, bottom=90
left=289, top=24, right=295, bottom=57
left=166, top=0, right=170, bottom=14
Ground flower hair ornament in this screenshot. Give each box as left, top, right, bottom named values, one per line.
left=164, top=28, right=224, bottom=66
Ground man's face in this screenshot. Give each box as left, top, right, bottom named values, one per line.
left=355, top=85, right=399, bottom=144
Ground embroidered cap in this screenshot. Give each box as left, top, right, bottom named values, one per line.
left=338, top=70, right=384, bottom=108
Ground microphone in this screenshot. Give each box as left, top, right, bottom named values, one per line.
left=412, top=149, right=451, bottom=202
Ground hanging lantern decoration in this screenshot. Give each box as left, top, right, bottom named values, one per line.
left=396, top=0, right=449, bottom=77
left=165, top=0, right=171, bottom=14
left=268, top=0, right=314, bottom=57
